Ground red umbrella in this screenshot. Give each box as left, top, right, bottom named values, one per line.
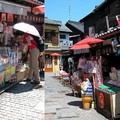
left=33, top=5, right=45, bottom=14
left=70, top=44, right=91, bottom=50
left=74, top=36, right=104, bottom=45
left=50, top=53, right=61, bottom=56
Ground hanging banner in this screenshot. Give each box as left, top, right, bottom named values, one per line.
left=94, top=59, right=103, bottom=86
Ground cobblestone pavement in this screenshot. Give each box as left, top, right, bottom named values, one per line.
left=45, top=72, right=109, bottom=120
left=0, top=80, right=45, bottom=120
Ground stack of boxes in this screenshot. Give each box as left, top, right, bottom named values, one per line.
left=0, top=47, right=27, bottom=87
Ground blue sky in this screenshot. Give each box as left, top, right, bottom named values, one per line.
left=45, top=0, right=105, bottom=24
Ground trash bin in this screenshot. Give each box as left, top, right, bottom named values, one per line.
left=82, top=95, right=92, bottom=109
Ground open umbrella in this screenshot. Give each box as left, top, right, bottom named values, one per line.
left=13, top=22, right=40, bottom=37
left=33, top=5, right=45, bottom=14
left=70, top=44, right=91, bottom=50
left=74, top=36, right=104, bottom=45
left=50, top=53, right=61, bottom=56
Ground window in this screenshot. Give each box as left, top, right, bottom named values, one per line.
left=45, top=32, right=52, bottom=43
left=60, top=34, right=66, bottom=39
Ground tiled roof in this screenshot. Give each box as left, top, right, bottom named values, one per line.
left=59, top=24, right=72, bottom=33
left=67, top=20, right=84, bottom=33
left=95, top=26, right=120, bottom=38
left=45, top=17, right=62, bottom=26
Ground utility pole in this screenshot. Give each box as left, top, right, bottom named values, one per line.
left=69, top=4, right=71, bottom=20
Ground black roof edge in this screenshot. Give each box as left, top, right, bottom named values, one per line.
left=79, top=0, right=113, bottom=22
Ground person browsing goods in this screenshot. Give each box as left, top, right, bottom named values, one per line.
left=15, top=30, right=40, bottom=84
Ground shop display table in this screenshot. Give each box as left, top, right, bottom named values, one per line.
left=95, top=81, right=120, bottom=119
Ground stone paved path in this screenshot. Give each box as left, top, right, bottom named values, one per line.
left=45, top=72, right=109, bottom=120
left=0, top=81, right=44, bottom=120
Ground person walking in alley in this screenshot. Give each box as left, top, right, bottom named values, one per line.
left=15, top=30, right=40, bottom=84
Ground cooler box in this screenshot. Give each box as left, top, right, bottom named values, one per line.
left=95, top=85, right=120, bottom=119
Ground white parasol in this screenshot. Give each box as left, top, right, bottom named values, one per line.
left=13, top=22, right=40, bottom=38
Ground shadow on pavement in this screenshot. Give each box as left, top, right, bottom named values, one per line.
left=68, top=101, right=83, bottom=108
left=65, top=92, right=74, bottom=96
left=6, top=81, right=35, bottom=94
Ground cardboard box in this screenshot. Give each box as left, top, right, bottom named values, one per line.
left=0, top=71, right=5, bottom=86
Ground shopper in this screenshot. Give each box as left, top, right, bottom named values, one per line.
left=15, top=30, right=40, bottom=84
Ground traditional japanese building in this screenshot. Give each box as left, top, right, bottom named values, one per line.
left=45, top=17, right=61, bottom=72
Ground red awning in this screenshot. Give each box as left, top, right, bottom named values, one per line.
left=70, top=44, right=91, bottom=50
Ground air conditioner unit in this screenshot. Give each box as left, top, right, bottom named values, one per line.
left=69, top=41, right=73, bottom=47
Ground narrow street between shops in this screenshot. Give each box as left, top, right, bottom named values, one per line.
left=0, top=80, right=45, bottom=120
left=45, top=72, right=108, bottom=120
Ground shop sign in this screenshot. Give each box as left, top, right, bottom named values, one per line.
left=7, top=13, right=13, bottom=22
left=98, top=92, right=105, bottom=109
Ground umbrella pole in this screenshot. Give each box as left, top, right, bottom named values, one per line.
left=54, top=58, right=56, bottom=77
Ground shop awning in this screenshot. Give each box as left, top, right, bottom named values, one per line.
left=0, top=1, right=28, bottom=15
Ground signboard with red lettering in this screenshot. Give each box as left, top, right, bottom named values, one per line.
left=98, top=92, right=105, bottom=109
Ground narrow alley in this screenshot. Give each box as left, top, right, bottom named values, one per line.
left=45, top=72, right=109, bottom=120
